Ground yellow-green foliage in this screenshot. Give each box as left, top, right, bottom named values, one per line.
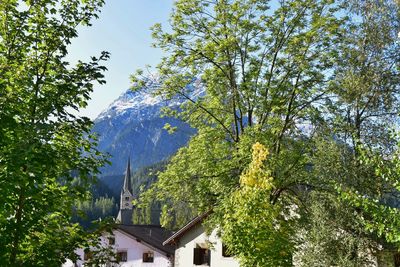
left=222, top=143, right=294, bottom=267
left=240, top=142, right=273, bottom=190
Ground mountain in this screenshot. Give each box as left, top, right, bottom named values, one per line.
left=92, top=79, right=197, bottom=177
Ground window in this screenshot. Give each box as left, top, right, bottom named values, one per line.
left=193, top=247, right=210, bottom=265
left=83, top=250, right=92, bottom=261
left=108, top=237, right=115, bottom=245
left=117, top=251, right=128, bottom=262
left=125, top=196, right=130, bottom=201
left=143, top=251, right=154, bottom=263
left=222, top=243, right=234, bottom=258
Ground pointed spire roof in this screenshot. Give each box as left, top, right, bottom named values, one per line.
left=123, top=157, right=132, bottom=194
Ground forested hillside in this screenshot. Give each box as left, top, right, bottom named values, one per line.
left=73, top=161, right=167, bottom=227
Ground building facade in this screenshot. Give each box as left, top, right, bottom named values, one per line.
left=68, top=225, right=174, bottom=267
left=163, top=213, right=239, bottom=267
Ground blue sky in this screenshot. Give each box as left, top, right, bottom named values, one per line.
left=67, top=0, right=174, bottom=119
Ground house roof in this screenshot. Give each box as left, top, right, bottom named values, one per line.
left=116, top=224, right=175, bottom=256
left=163, top=211, right=211, bottom=246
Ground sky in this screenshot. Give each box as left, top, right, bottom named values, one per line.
left=66, top=0, right=174, bottom=119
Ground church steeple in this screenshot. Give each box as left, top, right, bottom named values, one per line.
left=117, top=158, right=134, bottom=225
left=123, top=158, right=132, bottom=194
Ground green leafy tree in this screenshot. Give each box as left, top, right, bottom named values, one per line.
left=132, top=161, right=167, bottom=225
left=0, top=0, right=108, bottom=266
left=295, top=191, right=379, bottom=267
left=134, top=0, right=345, bottom=216
left=133, top=0, right=400, bottom=265
left=294, top=0, right=400, bottom=263
left=132, top=0, right=347, bottom=265
left=317, top=0, right=400, bottom=252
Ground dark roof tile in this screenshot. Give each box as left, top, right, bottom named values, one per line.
left=116, top=224, right=175, bottom=255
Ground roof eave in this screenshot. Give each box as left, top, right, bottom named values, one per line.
left=163, top=211, right=212, bottom=246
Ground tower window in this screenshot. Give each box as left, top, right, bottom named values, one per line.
left=125, top=196, right=130, bottom=201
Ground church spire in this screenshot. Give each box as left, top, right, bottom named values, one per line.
left=123, top=157, right=132, bottom=194
left=117, top=157, right=134, bottom=225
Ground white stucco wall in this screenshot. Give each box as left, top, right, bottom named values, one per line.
left=64, top=229, right=172, bottom=267
left=174, top=224, right=240, bottom=267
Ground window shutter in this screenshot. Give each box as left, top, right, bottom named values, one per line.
left=206, top=249, right=211, bottom=266
left=394, top=252, right=400, bottom=267
left=193, top=248, right=202, bottom=265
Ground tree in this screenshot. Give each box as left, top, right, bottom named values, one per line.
left=132, top=0, right=347, bottom=264
left=316, top=0, right=400, bottom=252
left=131, top=161, right=167, bottom=225
left=0, top=0, right=108, bottom=266
left=133, top=0, right=400, bottom=265
left=134, top=0, right=345, bottom=215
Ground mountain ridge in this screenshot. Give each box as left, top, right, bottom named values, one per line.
left=92, top=81, right=196, bottom=176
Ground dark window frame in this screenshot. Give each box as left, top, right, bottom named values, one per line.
left=143, top=251, right=154, bottom=263
left=193, top=247, right=210, bottom=265
left=117, top=251, right=128, bottom=262
left=108, top=236, right=115, bottom=245
left=394, top=252, right=400, bottom=267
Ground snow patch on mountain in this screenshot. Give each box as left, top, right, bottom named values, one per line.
left=96, top=79, right=203, bottom=122
left=92, top=79, right=200, bottom=176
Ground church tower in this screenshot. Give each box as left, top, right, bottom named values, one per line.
left=116, top=158, right=134, bottom=225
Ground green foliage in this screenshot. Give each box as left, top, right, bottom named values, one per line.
left=336, top=145, right=400, bottom=246
left=130, top=161, right=167, bottom=225
left=321, top=0, right=400, bottom=251
left=223, top=187, right=294, bottom=267
left=132, top=0, right=400, bottom=265
left=134, top=0, right=346, bottom=224
left=0, top=0, right=108, bottom=266
left=296, top=192, right=376, bottom=267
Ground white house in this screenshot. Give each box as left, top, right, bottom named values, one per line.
left=163, top=212, right=240, bottom=267
left=64, top=159, right=175, bottom=267
left=68, top=224, right=174, bottom=267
